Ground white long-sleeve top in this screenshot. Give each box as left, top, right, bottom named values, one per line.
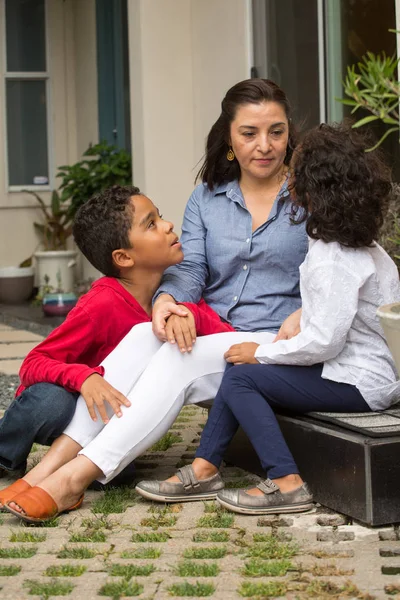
left=254, top=239, right=400, bottom=410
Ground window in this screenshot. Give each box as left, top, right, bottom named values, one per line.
left=4, top=0, right=51, bottom=189
left=252, top=0, right=322, bottom=128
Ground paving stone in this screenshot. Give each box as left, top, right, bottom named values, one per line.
left=0, top=359, right=23, bottom=375
left=0, top=330, right=44, bottom=343
left=0, top=342, right=39, bottom=359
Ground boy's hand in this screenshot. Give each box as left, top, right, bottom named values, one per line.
left=224, top=342, right=260, bottom=365
left=80, top=373, right=131, bottom=423
left=165, top=311, right=196, bottom=353
left=152, top=294, right=189, bottom=341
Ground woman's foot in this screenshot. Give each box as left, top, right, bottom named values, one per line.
left=217, top=478, right=314, bottom=515
left=8, top=456, right=101, bottom=516
left=243, top=473, right=304, bottom=497
left=135, top=464, right=224, bottom=503
left=165, top=458, right=218, bottom=483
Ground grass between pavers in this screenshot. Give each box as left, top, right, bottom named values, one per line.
left=23, top=578, right=74, bottom=598
left=196, top=513, right=234, bottom=528
left=242, top=557, right=294, bottom=577
left=44, top=564, right=87, bottom=577
left=192, top=531, right=229, bottom=543
left=120, top=547, right=162, bottom=559
left=108, top=563, right=156, bottom=578
left=183, top=546, right=227, bottom=559
left=0, top=546, right=37, bottom=558
left=238, top=580, right=287, bottom=597
left=167, top=581, right=215, bottom=596
left=174, top=560, right=220, bottom=577
left=91, top=486, right=137, bottom=514
left=69, top=529, right=107, bottom=543
left=131, top=531, right=171, bottom=543
left=81, top=514, right=117, bottom=530
left=98, top=579, right=143, bottom=598
left=249, top=533, right=298, bottom=559
left=56, top=546, right=99, bottom=559
left=140, top=506, right=179, bottom=529
left=9, top=530, right=46, bottom=542
left=0, top=564, right=21, bottom=576
left=150, top=432, right=183, bottom=452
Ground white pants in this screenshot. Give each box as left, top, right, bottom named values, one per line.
left=63, top=323, right=275, bottom=483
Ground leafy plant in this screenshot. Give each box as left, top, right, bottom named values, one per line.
left=25, top=189, right=72, bottom=251
left=57, top=141, right=132, bottom=220
left=340, top=49, right=400, bottom=151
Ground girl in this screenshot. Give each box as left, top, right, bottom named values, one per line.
left=136, top=122, right=400, bottom=514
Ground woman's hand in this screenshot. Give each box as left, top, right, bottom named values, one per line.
left=273, top=308, right=302, bottom=342
left=80, top=373, right=131, bottom=423
left=224, top=342, right=260, bottom=365
left=152, top=294, right=190, bottom=341
left=165, top=311, right=196, bottom=353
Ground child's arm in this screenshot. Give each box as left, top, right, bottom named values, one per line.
left=225, top=263, right=362, bottom=366
left=163, top=300, right=234, bottom=353
left=180, top=299, right=235, bottom=335
left=19, top=306, right=105, bottom=393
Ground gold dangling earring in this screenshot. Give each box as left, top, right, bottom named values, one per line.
left=227, top=147, right=235, bottom=161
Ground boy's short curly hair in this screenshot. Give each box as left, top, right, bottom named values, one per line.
left=292, top=122, right=392, bottom=247
left=73, top=185, right=141, bottom=277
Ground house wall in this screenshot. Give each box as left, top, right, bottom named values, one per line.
left=128, top=0, right=252, bottom=231
left=0, top=0, right=98, bottom=268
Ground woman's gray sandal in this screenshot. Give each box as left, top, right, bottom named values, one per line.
left=216, top=478, right=314, bottom=515
left=135, top=465, right=224, bottom=503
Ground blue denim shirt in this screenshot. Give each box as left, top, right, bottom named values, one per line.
left=157, top=180, right=308, bottom=332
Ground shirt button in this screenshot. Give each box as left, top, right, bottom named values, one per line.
left=233, top=296, right=238, bottom=301
left=246, top=238, right=250, bottom=243
left=243, top=265, right=248, bottom=271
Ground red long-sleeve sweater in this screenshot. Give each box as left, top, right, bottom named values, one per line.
left=16, top=277, right=234, bottom=397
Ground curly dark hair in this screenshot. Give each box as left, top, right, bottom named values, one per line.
left=291, top=123, right=392, bottom=247
left=73, top=185, right=141, bottom=277
left=197, top=78, right=298, bottom=190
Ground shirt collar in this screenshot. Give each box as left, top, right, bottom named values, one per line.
left=213, top=176, right=291, bottom=206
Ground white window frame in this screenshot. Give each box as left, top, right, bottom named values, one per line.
left=1, top=0, right=53, bottom=192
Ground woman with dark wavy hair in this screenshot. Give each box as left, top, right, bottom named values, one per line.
left=137, top=123, right=400, bottom=514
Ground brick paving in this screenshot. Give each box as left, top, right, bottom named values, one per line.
left=0, top=324, right=399, bottom=599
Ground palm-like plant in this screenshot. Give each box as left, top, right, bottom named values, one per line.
left=25, top=190, right=72, bottom=251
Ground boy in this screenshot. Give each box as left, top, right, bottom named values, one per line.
left=0, top=186, right=233, bottom=501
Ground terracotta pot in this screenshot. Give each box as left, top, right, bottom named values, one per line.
left=377, top=302, right=400, bottom=373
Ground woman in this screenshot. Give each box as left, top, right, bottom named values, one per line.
left=136, top=123, right=400, bottom=514
left=2, top=79, right=308, bottom=522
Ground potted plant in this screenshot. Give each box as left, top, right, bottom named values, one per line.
left=57, top=141, right=132, bottom=280
left=25, top=189, right=77, bottom=295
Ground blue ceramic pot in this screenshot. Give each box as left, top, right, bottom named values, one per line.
left=42, top=292, right=77, bottom=316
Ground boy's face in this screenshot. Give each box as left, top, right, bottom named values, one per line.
left=127, top=195, right=184, bottom=270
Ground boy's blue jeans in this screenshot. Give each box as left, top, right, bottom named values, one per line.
left=0, top=383, right=78, bottom=471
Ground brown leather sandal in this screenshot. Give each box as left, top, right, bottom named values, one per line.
left=4, top=486, right=84, bottom=524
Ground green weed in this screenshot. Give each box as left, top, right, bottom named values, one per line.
left=131, top=531, right=170, bottom=542
left=9, top=531, right=46, bottom=543
left=24, top=579, right=74, bottom=598
left=0, top=546, right=37, bottom=558
left=183, top=546, right=227, bottom=559
left=44, top=564, right=86, bottom=577
left=242, top=557, right=293, bottom=577
left=91, top=486, right=136, bottom=514
left=238, top=581, right=287, bottom=597
left=108, top=563, right=155, bottom=578
left=167, top=581, right=215, bottom=596
left=175, top=561, right=219, bottom=577
left=56, top=546, right=98, bottom=559
left=0, top=565, right=21, bottom=576
left=120, top=547, right=161, bottom=559
left=197, top=513, right=234, bottom=528
left=98, top=579, right=143, bottom=598
left=193, top=531, right=229, bottom=543
left=150, top=432, right=183, bottom=452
